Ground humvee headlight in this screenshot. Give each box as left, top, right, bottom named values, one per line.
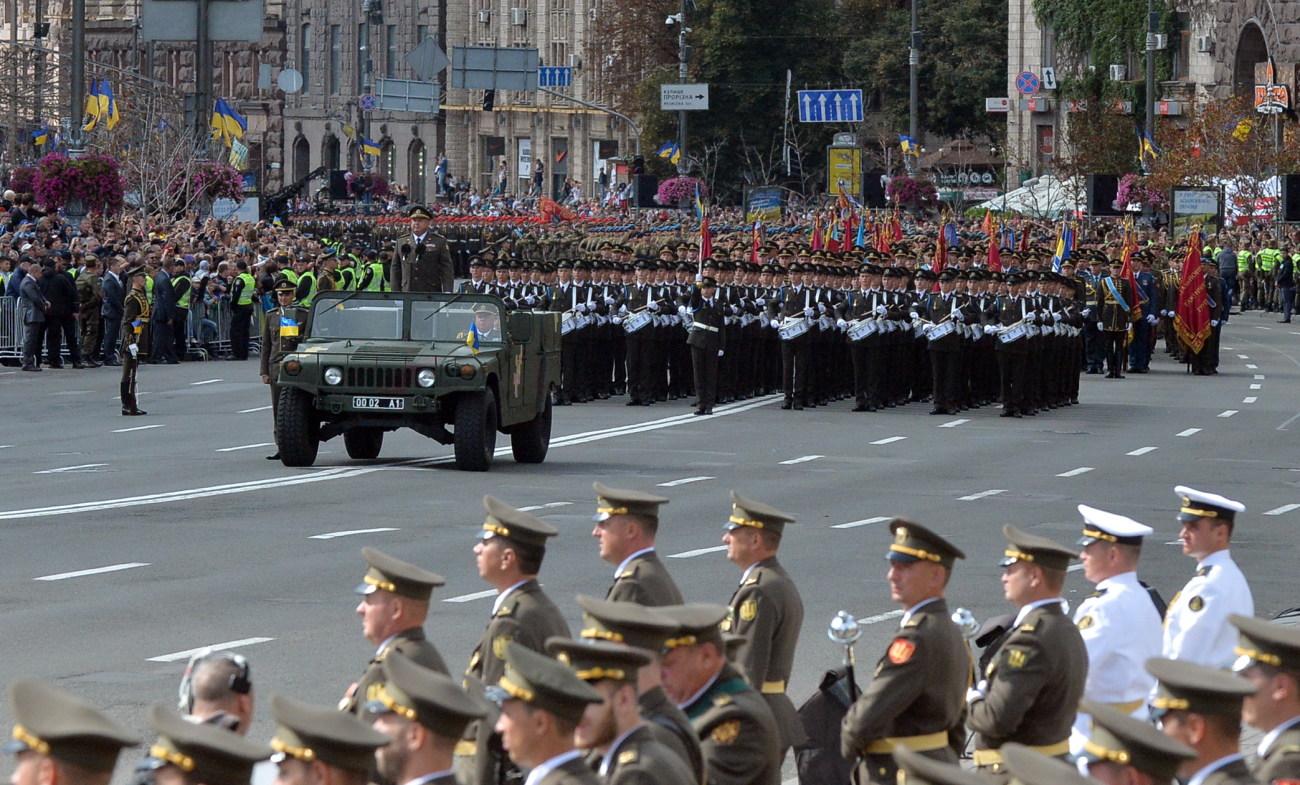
left=324, top=366, right=343, bottom=385
left=458, top=363, right=477, bottom=380
left=283, top=359, right=302, bottom=376
left=417, top=368, right=436, bottom=387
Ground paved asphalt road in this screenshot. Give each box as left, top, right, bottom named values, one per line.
left=2, top=315, right=1299, bottom=779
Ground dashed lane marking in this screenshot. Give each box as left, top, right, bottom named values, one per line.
left=190, top=379, right=224, bottom=386
left=780, top=454, right=824, bottom=465
left=1056, top=467, right=1094, bottom=477
left=34, top=563, right=149, bottom=581
left=443, top=589, right=498, bottom=603
left=668, top=545, right=727, bottom=559
left=1219, top=411, right=1238, bottom=418
left=1127, top=447, right=1158, bottom=456
left=34, top=463, right=108, bottom=474
left=113, top=424, right=165, bottom=433
left=958, top=489, right=1006, bottom=501
left=657, top=476, right=715, bottom=487
left=1176, top=428, right=1201, bottom=437
left=831, top=517, right=890, bottom=530
left=147, top=637, right=273, bottom=663
left=870, top=436, right=908, bottom=445
left=1263, top=504, right=1300, bottom=516
left=215, top=442, right=275, bottom=453
left=517, top=502, right=572, bottom=511
left=309, top=527, right=399, bottom=540
left=939, top=419, right=970, bottom=428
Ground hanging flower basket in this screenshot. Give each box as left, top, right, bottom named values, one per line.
left=885, top=176, right=938, bottom=209
left=350, top=173, right=390, bottom=199
left=33, top=153, right=127, bottom=214
left=8, top=165, right=38, bottom=195
left=1116, top=174, right=1166, bottom=211
left=169, top=161, right=246, bottom=206
left=655, top=176, right=705, bottom=207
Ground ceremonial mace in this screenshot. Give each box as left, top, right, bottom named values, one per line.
left=828, top=610, right=864, bottom=702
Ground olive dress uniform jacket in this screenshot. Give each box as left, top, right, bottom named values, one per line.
left=840, top=598, right=968, bottom=785
left=1196, top=756, right=1260, bottom=785
left=340, top=626, right=449, bottom=713
left=393, top=233, right=455, bottom=292
left=683, top=663, right=783, bottom=785
left=599, top=724, right=698, bottom=785
left=966, top=600, right=1086, bottom=763
left=723, top=557, right=807, bottom=749
left=121, top=289, right=152, bottom=359
left=1255, top=721, right=1300, bottom=785
left=259, top=306, right=309, bottom=379
left=537, top=755, right=603, bottom=785
left=606, top=550, right=684, bottom=607
left=639, top=686, right=706, bottom=785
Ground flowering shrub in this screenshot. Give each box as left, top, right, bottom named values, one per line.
left=885, top=176, right=938, bottom=208
left=350, top=173, right=390, bottom=199
left=8, top=166, right=38, bottom=195
left=33, top=153, right=126, bottom=214
left=655, top=176, right=705, bottom=206
left=1116, top=173, right=1166, bottom=210
left=169, top=161, right=245, bottom=205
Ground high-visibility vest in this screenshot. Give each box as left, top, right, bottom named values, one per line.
left=1238, top=251, right=1252, bottom=273
left=174, top=274, right=192, bottom=309
left=283, top=269, right=300, bottom=284
left=363, top=261, right=387, bottom=291
left=298, top=270, right=317, bottom=307
left=1258, top=248, right=1280, bottom=272
left=236, top=272, right=256, bottom=305
left=338, top=266, right=356, bottom=291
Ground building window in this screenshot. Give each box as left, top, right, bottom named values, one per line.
left=323, top=135, right=341, bottom=169
left=1040, top=28, right=1055, bottom=69
left=329, top=24, right=342, bottom=95
left=381, top=139, right=396, bottom=182
left=300, top=23, right=313, bottom=94
left=408, top=139, right=427, bottom=202
left=386, top=25, right=398, bottom=79
left=293, top=137, right=311, bottom=182
left=357, top=22, right=369, bottom=92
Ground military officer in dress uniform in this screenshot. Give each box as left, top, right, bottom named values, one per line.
left=592, top=482, right=684, bottom=606
left=268, top=694, right=390, bottom=785
left=261, top=276, right=309, bottom=460
left=140, top=703, right=269, bottom=785
left=1230, top=615, right=1300, bottom=785
left=6, top=679, right=139, bottom=785
left=119, top=264, right=151, bottom=416
left=685, top=276, right=726, bottom=416
left=1146, top=658, right=1259, bottom=785
left=1163, top=486, right=1253, bottom=668
left=392, top=205, right=455, bottom=293
left=545, top=638, right=697, bottom=785
left=841, top=520, right=968, bottom=785
left=488, top=642, right=604, bottom=785
left=341, top=547, right=450, bottom=713
left=657, top=603, right=783, bottom=785
left=966, top=525, right=1087, bottom=775
left=574, top=595, right=705, bottom=785
left=367, top=652, right=489, bottom=785
left=719, top=491, right=806, bottom=755
left=1095, top=259, right=1136, bottom=379
left=460, top=496, right=572, bottom=785
left=1070, top=505, right=1162, bottom=754
left=1078, top=701, right=1196, bottom=785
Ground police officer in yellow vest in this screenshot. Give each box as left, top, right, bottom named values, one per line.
left=261, top=276, right=309, bottom=460
left=358, top=249, right=389, bottom=292
left=229, top=260, right=257, bottom=361
left=171, top=258, right=193, bottom=360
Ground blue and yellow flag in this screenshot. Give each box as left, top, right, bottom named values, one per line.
left=466, top=322, right=481, bottom=354
left=272, top=216, right=284, bottom=228
left=31, top=127, right=49, bottom=147
left=1138, top=127, right=1160, bottom=162
left=279, top=316, right=299, bottom=338
left=899, top=134, right=919, bottom=156
left=694, top=181, right=705, bottom=220
left=210, top=98, right=247, bottom=146
left=83, top=78, right=102, bottom=131
left=361, top=136, right=381, bottom=157
left=656, top=141, right=681, bottom=164
left=100, top=79, right=120, bottom=130
left=1051, top=222, right=1074, bottom=273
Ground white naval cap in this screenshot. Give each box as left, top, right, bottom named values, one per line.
left=1174, top=485, right=1245, bottom=523
left=1077, top=504, right=1153, bottom=546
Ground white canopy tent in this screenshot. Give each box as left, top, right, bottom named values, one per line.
left=974, top=174, right=1083, bottom=218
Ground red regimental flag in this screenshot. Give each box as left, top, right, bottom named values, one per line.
left=1174, top=231, right=1212, bottom=354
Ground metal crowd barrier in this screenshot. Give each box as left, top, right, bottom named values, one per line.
left=0, top=296, right=20, bottom=361
left=177, top=297, right=262, bottom=360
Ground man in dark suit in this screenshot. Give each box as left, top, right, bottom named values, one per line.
left=392, top=205, right=455, bottom=292
left=100, top=257, right=126, bottom=366
left=591, top=482, right=683, bottom=606
left=41, top=259, right=83, bottom=368
left=18, top=261, right=48, bottom=371
left=685, top=276, right=725, bottom=415
left=150, top=257, right=179, bottom=364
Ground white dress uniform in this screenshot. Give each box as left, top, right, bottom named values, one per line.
left=1070, top=505, right=1162, bottom=755
left=1162, top=486, right=1254, bottom=669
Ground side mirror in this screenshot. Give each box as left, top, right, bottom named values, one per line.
left=507, top=311, right=533, bottom=343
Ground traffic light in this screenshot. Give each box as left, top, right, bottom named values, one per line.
left=482, top=90, right=495, bottom=111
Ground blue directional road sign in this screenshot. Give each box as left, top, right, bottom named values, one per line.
left=538, top=66, right=572, bottom=88
left=797, top=89, right=864, bottom=123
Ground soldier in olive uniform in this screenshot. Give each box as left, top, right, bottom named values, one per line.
left=341, top=547, right=450, bottom=713
left=141, top=702, right=268, bottom=785
left=6, top=679, right=140, bottom=785
left=261, top=277, right=309, bottom=460
left=1079, top=701, right=1195, bottom=785
left=720, top=491, right=807, bottom=755
left=366, top=652, right=489, bottom=785
left=119, top=265, right=151, bottom=416
left=489, top=642, right=604, bottom=785
left=592, top=482, right=684, bottom=606
left=392, top=205, right=455, bottom=293
left=1095, top=259, right=1136, bottom=379
left=460, top=496, right=572, bottom=785
left=841, top=521, right=969, bottom=785
left=546, top=638, right=697, bottom=785
left=1230, top=615, right=1300, bottom=785
left=1146, top=658, right=1259, bottom=785
left=268, top=694, right=390, bottom=784
left=966, top=526, right=1087, bottom=775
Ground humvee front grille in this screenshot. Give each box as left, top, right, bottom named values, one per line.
left=346, top=367, right=414, bottom=388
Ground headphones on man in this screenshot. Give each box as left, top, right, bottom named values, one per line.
left=176, top=649, right=252, bottom=713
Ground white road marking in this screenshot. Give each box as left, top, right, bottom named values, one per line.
left=958, top=489, right=1006, bottom=501
left=780, top=454, right=824, bottom=465
left=1244, top=397, right=1258, bottom=404
left=1056, top=467, right=1094, bottom=477
left=1068, top=564, right=1085, bottom=572
left=309, top=527, right=399, bottom=540
left=0, top=445, right=12, bottom=450
left=831, top=516, right=890, bottom=530
left=1292, top=332, right=1300, bottom=337
left=939, top=419, right=970, bottom=428
left=34, top=463, right=108, bottom=474
left=1127, top=446, right=1158, bottom=456
left=1263, top=504, right=1300, bottom=516
left=1238, top=354, right=1250, bottom=359
left=1255, top=374, right=1266, bottom=380
left=1255, top=326, right=1273, bottom=330
left=34, top=563, right=149, bottom=581
left=1251, top=384, right=1262, bottom=390
left=668, top=545, right=727, bottom=559
left=1219, top=410, right=1238, bottom=418
left=1176, top=428, right=1201, bottom=437
left=239, top=406, right=273, bottom=413
left=859, top=610, right=905, bottom=625
left=517, top=502, right=572, bottom=511
left=657, top=476, right=715, bottom=487
left=869, top=436, right=908, bottom=445
left=214, top=442, right=275, bottom=453
left=1165, top=540, right=1181, bottom=545
left=1278, top=412, right=1300, bottom=432
left=113, top=424, right=165, bottom=433
left=443, top=589, right=498, bottom=603
left=147, top=637, right=274, bottom=663
left=1247, top=364, right=1259, bottom=369
left=190, top=379, right=224, bottom=386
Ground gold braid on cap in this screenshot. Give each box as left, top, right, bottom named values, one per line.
left=575, top=667, right=626, bottom=681
left=728, top=513, right=764, bottom=529
left=270, top=738, right=316, bottom=763
left=364, top=574, right=398, bottom=593
left=1235, top=645, right=1282, bottom=667
left=12, top=726, right=50, bottom=755
left=498, top=676, right=536, bottom=702
left=1081, top=528, right=1117, bottom=543
left=1151, top=697, right=1190, bottom=711
left=375, top=687, right=418, bottom=720
left=890, top=544, right=942, bottom=562
left=1180, top=497, right=1222, bottom=518
left=149, top=745, right=196, bottom=772
left=1082, top=741, right=1130, bottom=765
left=580, top=628, right=624, bottom=643
left=663, top=635, right=698, bottom=649
left=596, top=505, right=630, bottom=516
left=483, top=522, right=511, bottom=538
left=1004, top=549, right=1035, bottom=562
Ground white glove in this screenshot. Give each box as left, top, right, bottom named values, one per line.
left=128, top=343, right=138, bottom=358
left=803, top=307, right=815, bottom=319
left=755, top=297, right=766, bottom=307
left=922, top=324, right=934, bottom=334
left=1211, top=319, right=1220, bottom=327
left=730, top=305, right=740, bottom=315
left=1081, top=308, right=1092, bottom=318
left=966, top=680, right=989, bottom=704
left=1146, top=314, right=1158, bottom=325
left=576, top=302, right=588, bottom=313
left=818, top=302, right=828, bottom=314
left=837, top=319, right=848, bottom=329
left=524, top=295, right=536, bottom=306
left=604, top=295, right=615, bottom=306
left=648, top=302, right=659, bottom=313
left=717, top=349, right=724, bottom=357
left=1024, top=312, right=1036, bottom=323
left=952, top=310, right=965, bottom=322
left=1097, top=321, right=1105, bottom=330
left=876, top=305, right=888, bottom=316
left=770, top=319, right=780, bottom=329
left=677, top=305, right=687, bottom=316
left=1052, top=312, right=1062, bottom=323
left=984, top=324, right=998, bottom=335
left=612, top=316, right=623, bottom=325
left=909, top=311, right=920, bottom=320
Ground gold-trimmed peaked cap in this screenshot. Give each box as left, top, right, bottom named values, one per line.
left=480, top=495, right=558, bottom=548
left=726, top=490, right=794, bottom=535
left=655, top=603, right=729, bottom=650
left=999, top=524, right=1076, bottom=572
left=893, top=744, right=991, bottom=785
left=1230, top=613, right=1300, bottom=672
left=1001, top=743, right=1102, bottom=785
left=1145, top=657, right=1257, bottom=718
left=1077, top=505, right=1152, bottom=547
left=593, top=481, right=669, bottom=522
left=5, top=679, right=139, bottom=774
left=887, top=518, right=965, bottom=568
left=268, top=694, right=389, bottom=773
left=1078, top=700, right=1195, bottom=781
left=364, top=651, right=487, bottom=738
left=355, top=547, right=445, bottom=601
left=143, top=703, right=268, bottom=785
left=575, top=594, right=678, bottom=652
left=1174, top=485, right=1245, bottom=523
left=486, top=642, right=602, bottom=725
left=407, top=204, right=433, bottom=220
left=544, top=637, right=650, bottom=684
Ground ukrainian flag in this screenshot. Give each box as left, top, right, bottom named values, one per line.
left=31, top=127, right=49, bottom=147
left=1138, top=127, right=1160, bottom=161
left=656, top=141, right=681, bottom=164
left=279, top=316, right=300, bottom=337
left=466, top=322, right=481, bottom=354
left=899, top=134, right=919, bottom=156
left=100, top=79, right=120, bottom=130
left=83, top=78, right=102, bottom=131
left=210, top=98, right=247, bottom=146
left=361, top=136, right=381, bottom=157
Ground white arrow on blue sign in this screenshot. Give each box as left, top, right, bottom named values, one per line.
left=538, top=66, right=572, bottom=88
left=797, top=89, right=864, bottom=123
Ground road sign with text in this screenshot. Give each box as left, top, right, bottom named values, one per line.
left=660, top=84, right=709, bottom=111
left=797, top=90, right=863, bottom=123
